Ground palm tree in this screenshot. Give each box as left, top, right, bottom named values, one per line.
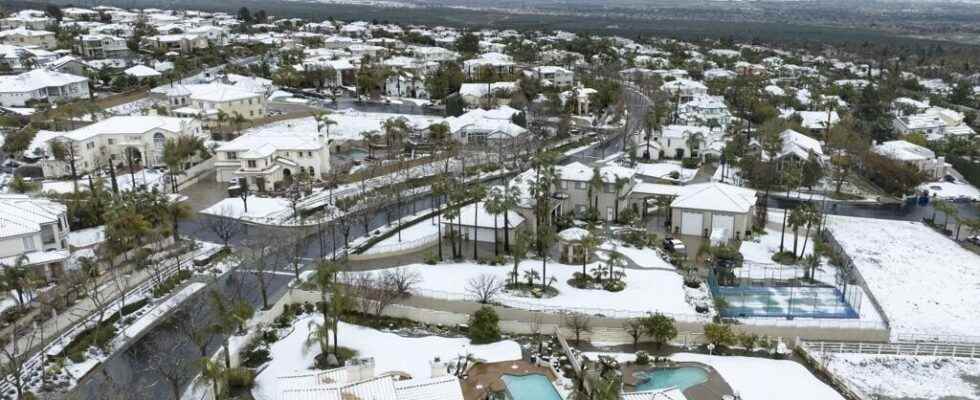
left=230, top=112, right=247, bottom=138
left=470, top=184, right=488, bottom=260
left=484, top=189, right=505, bottom=256
left=612, top=176, right=629, bottom=222
left=587, top=166, right=603, bottom=220
left=196, top=357, right=226, bottom=400
left=316, top=113, right=337, bottom=136
left=304, top=318, right=332, bottom=366
left=501, top=182, right=522, bottom=254
left=360, top=130, right=379, bottom=159
left=381, top=117, right=410, bottom=155
left=788, top=206, right=807, bottom=258
left=579, top=231, right=600, bottom=277
left=209, top=290, right=254, bottom=368
left=215, top=110, right=229, bottom=134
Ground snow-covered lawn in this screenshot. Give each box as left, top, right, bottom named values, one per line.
left=393, top=260, right=703, bottom=320
left=40, top=180, right=88, bottom=194
left=585, top=352, right=844, bottom=400
left=201, top=196, right=292, bottom=224
left=253, top=315, right=521, bottom=400
left=362, top=217, right=439, bottom=255
left=827, top=216, right=980, bottom=339
left=598, top=241, right=675, bottom=270
left=739, top=228, right=812, bottom=265
left=919, top=180, right=980, bottom=201
left=821, top=353, right=980, bottom=400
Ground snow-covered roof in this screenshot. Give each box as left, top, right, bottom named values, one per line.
left=449, top=201, right=525, bottom=229
left=779, top=129, right=823, bottom=159
left=217, top=117, right=324, bottom=153
left=58, top=116, right=195, bottom=142
left=0, top=69, right=87, bottom=93
left=671, top=182, right=757, bottom=213
left=124, top=64, right=162, bottom=78
left=873, top=140, right=935, bottom=161
left=556, top=161, right=636, bottom=183
left=458, top=82, right=516, bottom=98
left=558, top=227, right=591, bottom=242
left=797, top=111, right=839, bottom=130
left=443, top=106, right=525, bottom=138
left=0, top=194, right=65, bottom=239
left=154, top=82, right=260, bottom=102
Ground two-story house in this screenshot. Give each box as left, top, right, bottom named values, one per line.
left=0, top=27, right=57, bottom=50
left=526, top=66, right=574, bottom=87
left=0, top=194, right=70, bottom=280
left=41, top=116, right=205, bottom=177
left=214, top=117, right=331, bottom=192
left=555, top=161, right=637, bottom=222
left=162, top=82, right=267, bottom=128
left=74, top=34, right=129, bottom=59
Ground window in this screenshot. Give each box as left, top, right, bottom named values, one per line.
left=41, top=225, right=56, bottom=245
left=227, top=152, right=237, bottom=160
left=575, top=182, right=586, bottom=190
left=22, top=237, right=36, bottom=251
left=107, top=138, right=115, bottom=145
left=86, top=142, right=95, bottom=149
left=247, top=160, right=257, bottom=168
left=307, top=152, right=313, bottom=157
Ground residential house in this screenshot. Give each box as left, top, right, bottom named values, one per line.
left=277, top=358, right=464, bottom=400
left=443, top=106, right=526, bottom=145
left=0, top=69, right=90, bottom=107
left=458, top=82, right=516, bottom=107
left=661, top=79, right=708, bottom=102
left=463, top=52, right=515, bottom=79
left=161, top=82, right=267, bottom=126
left=555, top=161, right=637, bottom=221
left=214, top=117, right=330, bottom=191
left=893, top=107, right=975, bottom=141
left=775, top=129, right=824, bottom=167
left=0, top=194, right=70, bottom=280
left=0, top=27, right=56, bottom=50
left=74, top=34, right=129, bottom=58
left=797, top=111, right=840, bottom=136
left=872, top=140, right=949, bottom=180
left=443, top=201, right=526, bottom=244
left=143, top=33, right=209, bottom=54
left=41, top=116, right=204, bottom=177
left=526, top=66, right=574, bottom=87
left=677, top=95, right=731, bottom=130
left=670, top=182, right=757, bottom=241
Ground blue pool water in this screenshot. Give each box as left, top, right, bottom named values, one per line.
left=501, top=374, right=563, bottom=400
left=634, top=367, right=709, bottom=392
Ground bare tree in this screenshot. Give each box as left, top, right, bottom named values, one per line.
left=131, top=330, right=198, bottom=400
left=623, top=318, right=644, bottom=351
left=203, top=205, right=244, bottom=248
left=466, top=273, right=504, bottom=304
left=562, top=313, right=592, bottom=345
left=344, top=272, right=402, bottom=316
left=285, top=227, right=312, bottom=281
left=0, top=323, right=42, bottom=400
left=169, top=297, right=220, bottom=358
left=383, top=267, right=421, bottom=297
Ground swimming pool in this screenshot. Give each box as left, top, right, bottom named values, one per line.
left=634, top=367, right=709, bottom=392
left=500, top=373, right=563, bottom=400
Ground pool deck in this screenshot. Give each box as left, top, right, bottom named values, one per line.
left=461, top=360, right=559, bottom=400
left=622, top=361, right=735, bottom=400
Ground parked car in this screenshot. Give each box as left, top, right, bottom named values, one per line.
left=967, top=235, right=980, bottom=246
left=662, top=237, right=687, bottom=255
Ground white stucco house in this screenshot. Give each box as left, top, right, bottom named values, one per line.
left=0, top=69, right=90, bottom=107
left=0, top=194, right=70, bottom=280
left=670, top=182, right=758, bottom=241
left=214, top=117, right=331, bottom=191
left=872, top=140, right=949, bottom=180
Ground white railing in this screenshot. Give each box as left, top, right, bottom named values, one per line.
left=0, top=246, right=206, bottom=396
left=896, top=333, right=980, bottom=345
left=736, top=317, right=887, bottom=331
left=803, top=340, right=980, bottom=359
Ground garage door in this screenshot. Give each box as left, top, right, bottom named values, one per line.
left=712, top=214, right=735, bottom=240
left=681, top=212, right=703, bottom=236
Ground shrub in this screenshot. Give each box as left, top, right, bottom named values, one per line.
left=225, top=367, right=256, bottom=390
left=681, top=157, right=700, bottom=169
left=739, top=332, right=759, bottom=351
left=568, top=272, right=592, bottom=289
left=468, top=306, right=501, bottom=344
left=603, top=280, right=626, bottom=292
left=771, top=251, right=796, bottom=265
left=704, top=323, right=737, bottom=348
left=635, top=351, right=650, bottom=365
left=242, top=347, right=270, bottom=368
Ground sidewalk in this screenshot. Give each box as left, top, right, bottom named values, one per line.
left=2, top=245, right=198, bottom=362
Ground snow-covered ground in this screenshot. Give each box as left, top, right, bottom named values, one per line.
left=739, top=228, right=813, bottom=266
left=392, top=260, right=704, bottom=320
left=634, top=162, right=698, bottom=183
left=585, top=352, right=843, bottom=400
left=40, top=180, right=88, bottom=194
left=362, top=217, right=439, bottom=255
left=827, top=216, right=980, bottom=339
left=919, top=180, right=980, bottom=201
left=106, top=97, right=157, bottom=116
left=598, top=241, right=675, bottom=270
left=821, top=353, right=980, bottom=399
left=201, top=196, right=292, bottom=224
left=253, top=315, right=521, bottom=400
